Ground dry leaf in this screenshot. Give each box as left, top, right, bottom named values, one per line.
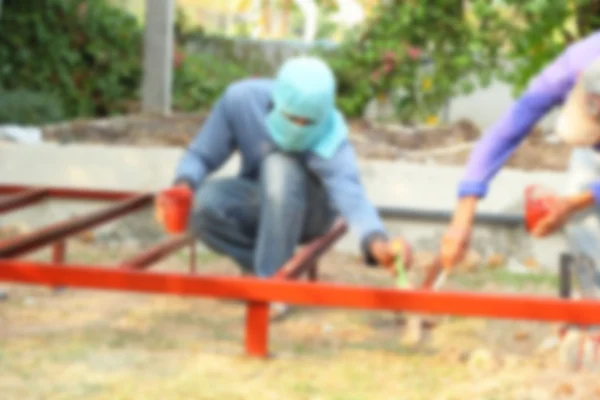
left=486, top=253, right=505, bottom=269
left=456, top=250, right=482, bottom=273
left=77, top=230, right=95, bottom=243
left=514, top=330, right=530, bottom=341
left=523, top=257, right=539, bottom=269
left=554, top=382, right=575, bottom=396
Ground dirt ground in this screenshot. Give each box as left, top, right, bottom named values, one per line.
left=40, top=113, right=572, bottom=172
left=1, top=242, right=599, bottom=400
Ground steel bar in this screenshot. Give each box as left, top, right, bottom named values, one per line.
left=0, top=185, right=524, bottom=227
left=560, top=253, right=573, bottom=299
left=120, top=234, right=192, bottom=270
left=0, top=184, right=138, bottom=201
left=274, top=219, right=347, bottom=280
left=52, top=241, right=67, bottom=292
left=189, top=241, right=196, bottom=274
left=52, top=241, right=66, bottom=264
left=378, top=206, right=523, bottom=227
left=0, top=188, right=49, bottom=214
left=308, top=263, right=317, bottom=282
left=257, top=220, right=346, bottom=356
left=245, top=302, right=269, bottom=357
left=0, top=194, right=152, bottom=258
left=3, top=261, right=600, bottom=325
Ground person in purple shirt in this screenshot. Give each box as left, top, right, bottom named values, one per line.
left=441, top=31, right=600, bottom=281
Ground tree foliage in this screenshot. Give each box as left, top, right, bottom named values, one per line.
left=322, top=0, right=600, bottom=122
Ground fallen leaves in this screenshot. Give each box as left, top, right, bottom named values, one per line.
left=554, top=382, right=575, bottom=397
left=467, top=348, right=499, bottom=373
left=514, top=330, right=531, bottom=342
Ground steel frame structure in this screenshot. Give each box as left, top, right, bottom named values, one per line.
left=2, top=184, right=600, bottom=358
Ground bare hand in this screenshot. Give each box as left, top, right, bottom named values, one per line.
left=369, top=237, right=413, bottom=274
left=440, top=196, right=478, bottom=270
left=530, top=197, right=573, bottom=237
left=440, top=225, right=471, bottom=270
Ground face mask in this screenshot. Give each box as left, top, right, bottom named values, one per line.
left=266, top=109, right=328, bottom=152
left=265, top=56, right=348, bottom=159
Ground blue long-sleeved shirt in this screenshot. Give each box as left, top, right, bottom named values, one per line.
left=175, top=78, right=387, bottom=255
left=460, top=31, right=600, bottom=204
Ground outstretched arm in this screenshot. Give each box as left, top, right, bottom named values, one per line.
left=307, top=143, right=412, bottom=269
left=459, top=53, right=577, bottom=198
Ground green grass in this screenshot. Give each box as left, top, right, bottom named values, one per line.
left=1, top=249, right=596, bottom=400
left=453, top=268, right=559, bottom=291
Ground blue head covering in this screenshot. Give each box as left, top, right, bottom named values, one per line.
left=266, top=56, right=348, bottom=159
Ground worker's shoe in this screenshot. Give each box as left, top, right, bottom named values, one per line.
left=0, top=289, right=8, bottom=301
left=270, top=302, right=291, bottom=321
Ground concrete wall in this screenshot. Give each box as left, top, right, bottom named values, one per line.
left=447, top=76, right=560, bottom=132
left=0, top=142, right=570, bottom=271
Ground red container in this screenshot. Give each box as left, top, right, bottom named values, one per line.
left=158, top=186, right=192, bottom=234
left=524, top=185, right=556, bottom=233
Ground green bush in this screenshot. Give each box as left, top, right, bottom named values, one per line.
left=318, top=0, right=501, bottom=122
left=0, top=0, right=142, bottom=119
left=485, top=0, right=600, bottom=96
left=0, top=90, right=65, bottom=125
left=321, top=0, right=600, bottom=121
left=173, top=52, right=251, bottom=112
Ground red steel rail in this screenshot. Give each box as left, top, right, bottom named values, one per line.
left=0, top=184, right=138, bottom=201
left=120, top=234, right=194, bottom=271
left=274, top=219, right=347, bottom=281
left=0, top=188, right=50, bottom=213
left=2, top=260, right=600, bottom=324
left=0, top=193, right=152, bottom=258
left=245, top=219, right=348, bottom=356
left=1, top=184, right=600, bottom=359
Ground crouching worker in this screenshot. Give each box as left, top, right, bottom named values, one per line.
left=156, top=56, right=411, bottom=285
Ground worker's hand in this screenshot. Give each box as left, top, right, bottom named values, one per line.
left=369, top=237, right=413, bottom=274
left=440, top=224, right=471, bottom=270
left=529, top=190, right=596, bottom=237
left=530, top=196, right=573, bottom=237
left=154, top=183, right=193, bottom=225
left=440, top=196, right=478, bottom=270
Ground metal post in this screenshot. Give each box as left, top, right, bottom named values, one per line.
left=52, top=241, right=67, bottom=292
left=308, top=262, right=318, bottom=281
left=52, top=241, right=66, bottom=264
left=120, top=235, right=191, bottom=270
left=189, top=242, right=196, bottom=274
left=245, top=301, right=269, bottom=357
left=141, top=0, right=175, bottom=114
left=560, top=253, right=573, bottom=299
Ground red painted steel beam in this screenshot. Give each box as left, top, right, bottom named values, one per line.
left=0, top=185, right=33, bottom=196
left=0, top=194, right=152, bottom=258
left=275, top=219, right=347, bottom=280
left=0, top=188, right=49, bottom=214
left=0, top=184, right=139, bottom=201
left=47, top=187, right=139, bottom=201
left=245, top=302, right=270, bottom=357
left=120, top=235, right=193, bottom=270
left=3, top=260, right=600, bottom=325
left=246, top=219, right=349, bottom=358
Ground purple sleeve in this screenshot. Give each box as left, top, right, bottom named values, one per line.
left=588, top=182, right=600, bottom=207
left=458, top=54, right=577, bottom=198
